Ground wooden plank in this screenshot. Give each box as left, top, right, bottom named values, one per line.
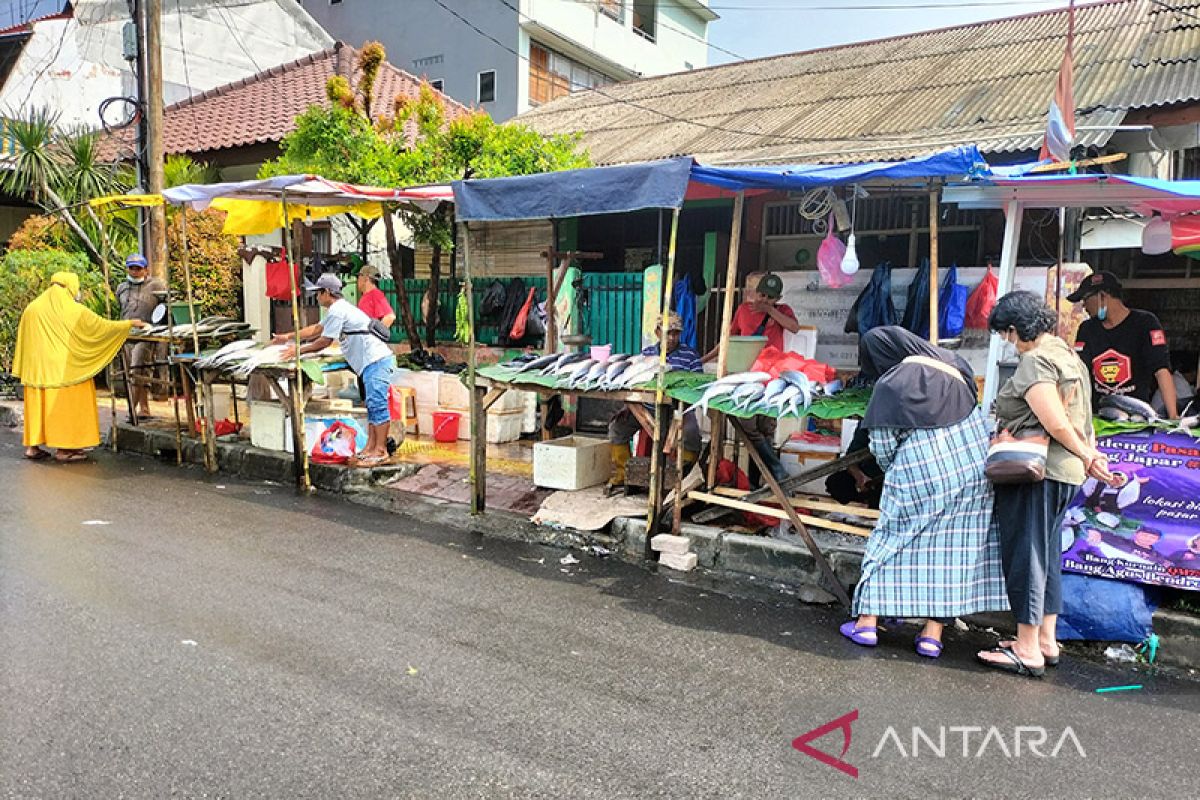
left=1026, top=153, right=1126, bottom=174
left=710, top=487, right=881, bottom=520
left=480, top=387, right=507, bottom=413
left=687, top=491, right=873, bottom=538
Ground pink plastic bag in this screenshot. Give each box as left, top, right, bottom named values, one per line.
left=310, top=421, right=358, bottom=464
left=817, top=216, right=851, bottom=289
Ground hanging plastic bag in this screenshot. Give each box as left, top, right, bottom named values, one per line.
left=509, top=286, right=538, bottom=340
left=964, top=265, right=999, bottom=329
left=901, top=258, right=931, bottom=336
left=938, top=263, right=969, bottom=339
left=816, top=215, right=850, bottom=289
left=480, top=279, right=506, bottom=319
left=264, top=257, right=299, bottom=300
left=845, top=262, right=897, bottom=335
left=309, top=420, right=359, bottom=465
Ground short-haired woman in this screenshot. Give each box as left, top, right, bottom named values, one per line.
left=978, top=290, right=1119, bottom=678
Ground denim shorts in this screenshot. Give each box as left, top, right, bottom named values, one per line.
left=360, top=357, right=394, bottom=426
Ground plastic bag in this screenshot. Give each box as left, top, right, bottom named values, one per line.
left=845, top=262, right=897, bottom=335
left=816, top=216, right=851, bottom=289
left=1057, top=573, right=1157, bottom=643
left=309, top=420, right=359, bottom=464
left=509, top=286, right=537, bottom=340
left=480, top=279, right=506, bottom=319
left=751, top=346, right=838, bottom=383
left=964, top=265, right=998, bottom=329
left=902, top=258, right=931, bottom=336
left=938, top=263, right=969, bottom=339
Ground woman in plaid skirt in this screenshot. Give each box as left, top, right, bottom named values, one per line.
left=839, top=327, right=1009, bottom=658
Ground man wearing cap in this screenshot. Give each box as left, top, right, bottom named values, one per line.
left=116, top=253, right=167, bottom=419
left=272, top=274, right=396, bottom=466
left=1069, top=271, right=1178, bottom=419
left=606, top=312, right=702, bottom=496
left=703, top=272, right=797, bottom=485
left=356, top=264, right=396, bottom=328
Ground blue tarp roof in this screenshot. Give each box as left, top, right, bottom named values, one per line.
left=453, top=146, right=991, bottom=222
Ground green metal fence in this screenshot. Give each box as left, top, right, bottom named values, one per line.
left=377, top=273, right=645, bottom=353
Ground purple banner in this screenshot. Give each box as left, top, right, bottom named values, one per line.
left=1062, top=431, right=1200, bottom=592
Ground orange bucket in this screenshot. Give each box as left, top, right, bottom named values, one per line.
left=432, top=411, right=461, bottom=442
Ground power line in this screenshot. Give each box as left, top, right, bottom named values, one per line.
left=212, top=1, right=263, bottom=74
left=558, top=0, right=1063, bottom=11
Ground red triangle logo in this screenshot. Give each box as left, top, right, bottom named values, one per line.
left=792, top=709, right=859, bottom=778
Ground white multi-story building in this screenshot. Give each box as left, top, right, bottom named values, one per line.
left=298, top=0, right=716, bottom=121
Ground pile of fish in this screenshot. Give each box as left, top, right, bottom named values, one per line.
left=1096, top=395, right=1158, bottom=424
left=194, top=340, right=325, bottom=378
left=139, top=316, right=254, bottom=339
left=686, top=369, right=824, bottom=417
left=500, top=351, right=664, bottom=391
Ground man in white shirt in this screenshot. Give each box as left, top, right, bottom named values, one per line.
left=273, top=274, right=395, bottom=466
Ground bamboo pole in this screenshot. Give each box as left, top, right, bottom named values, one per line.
left=707, top=190, right=745, bottom=489
left=928, top=187, right=940, bottom=344
left=177, top=207, right=203, bottom=466
left=279, top=193, right=311, bottom=492
left=464, top=222, right=485, bottom=516
left=645, top=207, right=681, bottom=557
left=94, top=213, right=119, bottom=451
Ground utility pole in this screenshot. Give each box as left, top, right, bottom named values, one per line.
left=143, top=0, right=168, bottom=280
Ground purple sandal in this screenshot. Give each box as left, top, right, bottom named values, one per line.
left=839, top=621, right=878, bottom=647
left=914, top=636, right=944, bottom=659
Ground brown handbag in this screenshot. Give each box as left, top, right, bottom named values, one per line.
left=985, top=379, right=1080, bottom=485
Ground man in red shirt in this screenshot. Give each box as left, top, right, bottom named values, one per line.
left=356, top=265, right=396, bottom=328
left=704, top=272, right=797, bottom=485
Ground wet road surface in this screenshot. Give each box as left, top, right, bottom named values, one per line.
left=1, top=433, right=1196, bottom=798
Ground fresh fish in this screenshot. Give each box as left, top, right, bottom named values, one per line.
left=730, top=382, right=766, bottom=410
left=195, top=339, right=257, bottom=368
left=613, top=361, right=660, bottom=389
left=570, top=361, right=607, bottom=390
left=712, top=371, right=771, bottom=387
left=1172, top=414, right=1199, bottom=435
left=555, top=359, right=596, bottom=384
left=540, top=351, right=588, bottom=375
left=686, top=381, right=740, bottom=414
left=1097, top=406, right=1130, bottom=422
left=511, top=353, right=559, bottom=373
left=1100, top=394, right=1158, bottom=422
left=764, top=384, right=801, bottom=415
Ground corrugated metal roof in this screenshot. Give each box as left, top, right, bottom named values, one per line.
left=519, top=0, right=1200, bottom=166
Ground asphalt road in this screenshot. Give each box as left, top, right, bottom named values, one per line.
left=1, top=431, right=1196, bottom=799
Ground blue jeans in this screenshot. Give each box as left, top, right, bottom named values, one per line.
left=360, top=358, right=393, bottom=426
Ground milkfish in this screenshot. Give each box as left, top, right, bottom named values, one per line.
left=747, top=378, right=789, bottom=413
left=764, top=384, right=802, bottom=416
left=570, top=362, right=608, bottom=390
left=779, top=370, right=818, bottom=410
left=1100, top=394, right=1158, bottom=422
left=195, top=339, right=257, bottom=369
left=730, top=381, right=766, bottom=411
left=686, top=381, right=740, bottom=414
left=712, top=371, right=772, bottom=387
left=554, top=359, right=597, bottom=385
left=508, top=353, right=559, bottom=373
left=540, top=351, right=589, bottom=375
left=612, top=361, right=660, bottom=389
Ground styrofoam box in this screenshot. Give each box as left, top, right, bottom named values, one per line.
left=250, top=400, right=292, bottom=452
left=439, top=373, right=470, bottom=409
left=521, top=391, right=538, bottom=434
left=395, top=370, right=439, bottom=408
left=438, top=384, right=529, bottom=416
left=533, top=435, right=611, bottom=491
left=485, top=410, right=523, bottom=444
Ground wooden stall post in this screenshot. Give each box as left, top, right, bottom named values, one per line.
left=94, top=211, right=120, bottom=451
left=464, top=222, right=487, bottom=516
left=645, top=207, right=681, bottom=558
left=178, top=207, right=202, bottom=467
left=928, top=186, right=940, bottom=344
left=707, top=190, right=745, bottom=488
left=279, top=191, right=312, bottom=492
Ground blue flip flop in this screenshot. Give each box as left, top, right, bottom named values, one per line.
left=914, top=635, right=944, bottom=659
left=839, top=621, right=878, bottom=647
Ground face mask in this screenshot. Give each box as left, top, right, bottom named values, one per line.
left=999, top=333, right=1019, bottom=362
left=128, top=275, right=145, bottom=285
left=1096, top=301, right=1108, bottom=322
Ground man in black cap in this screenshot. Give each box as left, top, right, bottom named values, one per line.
left=1069, top=271, right=1178, bottom=419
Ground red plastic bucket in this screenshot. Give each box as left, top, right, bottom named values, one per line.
left=432, top=411, right=461, bottom=443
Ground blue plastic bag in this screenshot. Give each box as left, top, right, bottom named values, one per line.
left=1057, top=573, right=1157, bottom=643
left=938, top=263, right=969, bottom=338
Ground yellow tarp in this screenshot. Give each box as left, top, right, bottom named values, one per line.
left=12, top=272, right=131, bottom=389
left=89, top=194, right=164, bottom=209
left=211, top=198, right=384, bottom=236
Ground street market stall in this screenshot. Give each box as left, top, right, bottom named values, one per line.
left=160, top=175, right=453, bottom=490
left=454, top=148, right=994, bottom=607
left=943, top=173, right=1200, bottom=597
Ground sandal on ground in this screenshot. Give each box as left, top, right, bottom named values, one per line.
left=977, top=645, right=1045, bottom=678
left=54, top=452, right=89, bottom=463
left=351, top=455, right=387, bottom=468
left=24, top=448, right=52, bottom=461
left=998, top=639, right=1059, bottom=667
left=914, top=635, right=944, bottom=659
left=838, top=621, right=878, bottom=647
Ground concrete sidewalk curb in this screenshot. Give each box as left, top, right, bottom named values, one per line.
left=0, top=399, right=22, bottom=429
left=110, top=421, right=1200, bottom=673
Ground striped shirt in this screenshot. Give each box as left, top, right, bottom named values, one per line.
left=642, top=343, right=703, bottom=372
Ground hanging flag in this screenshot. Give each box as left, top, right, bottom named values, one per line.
left=1039, top=3, right=1076, bottom=163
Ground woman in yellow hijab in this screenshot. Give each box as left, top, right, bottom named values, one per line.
left=13, top=271, right=147, bottom=462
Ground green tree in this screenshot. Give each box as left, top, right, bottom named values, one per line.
left=261, top=41, right=589, bottom=347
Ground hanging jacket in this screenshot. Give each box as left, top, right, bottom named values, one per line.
left=901, top=258, right=931, bottom=336
left=671, top=274, right=698, bottom=350
left=497, top=277, right=527, bottom=344
left=845, top=261, right=897, bottom=335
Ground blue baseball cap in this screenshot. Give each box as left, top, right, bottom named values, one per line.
left=125, top=253, right=148, bottom=269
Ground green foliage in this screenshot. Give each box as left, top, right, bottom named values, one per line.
left=0, top=107, right=65, bottom=204
left=165, top=209, right=242, bottom=318
left=0, top=249, right=111, bottom=370
left=164, top=154, right=220, bottom=188
left=56, top=127, right=127, bottom=205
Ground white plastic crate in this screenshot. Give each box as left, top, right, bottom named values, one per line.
left=485, top=410, right=523, bottom=444
left=439, top=373, right=470, bottom=409
left=533, top=435, right=610, bottom=491
left=250, top=400, right=291, bottom=452
left=395, top=370, right=439, bottom=408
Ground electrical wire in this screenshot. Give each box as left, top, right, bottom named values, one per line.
left=557, top=0, right=1064, bottom=11
left=212, top=1, right=264, bottom=74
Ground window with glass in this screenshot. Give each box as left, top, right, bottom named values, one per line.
left=478, top=70, right=496, bottom=103
left=598, top=0, right=623, bottom=22
left=528, top=42, right=614, bottom=105
left=633, top=0, right=656, bottom=41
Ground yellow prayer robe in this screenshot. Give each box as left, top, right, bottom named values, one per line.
left=14, top=272, right=131, bottom=449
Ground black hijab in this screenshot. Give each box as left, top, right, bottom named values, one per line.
left=860, top=326, right=978, bottom=429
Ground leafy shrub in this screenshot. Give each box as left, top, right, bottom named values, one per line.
left=0, top=249, right=111, bottom=371
left=165, top=208, right=242, bottom=318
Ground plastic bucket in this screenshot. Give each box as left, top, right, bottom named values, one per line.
left=589, top=344, right=612, bottom=363
left=726, top=335, right=768, bottom=374
left=432, top=411, right=461, bottom=443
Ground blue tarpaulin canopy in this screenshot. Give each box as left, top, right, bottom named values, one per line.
left=690, top=145, right=990, bottom=192
left=453, top=157, right=694, bottom=222
left=453, top=147, right=992, bottom=222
